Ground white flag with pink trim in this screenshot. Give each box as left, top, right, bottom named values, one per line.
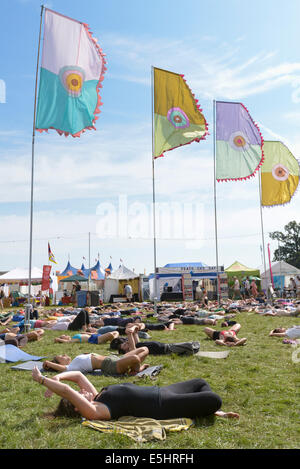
left=36, top=8, right=106, bottom=137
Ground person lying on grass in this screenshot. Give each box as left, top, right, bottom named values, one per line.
left=156, top=311, right=217, bottom=326
left=54, top=329, right=120, bottom=345
left=254, top=306, right=300, bottom=317
left=31, top=366, right=240, bottom=421
left=94, top=315, right=177, bottom=331
left=0, top=313, right=13, bottom=327
left=269, top=326, right=300, bottom=339
left=42, top=347, right=150, bottom=377
left=0, top=330, right=43, bottom=347
left=203, top=323, right=247, bottom=347
left=109, top=324, right=200, bottom=355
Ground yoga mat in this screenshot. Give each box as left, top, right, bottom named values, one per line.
left=0, top=344, right=45, bottom=363
left=195, top=351, right=229, bottom=359
left=10, top=361, right=163, bottom=379
left=11, top=361, right=45, bottom=371
left=91, top=365, right=163, bottom=378
left=135, top=365, right=163, bottom=378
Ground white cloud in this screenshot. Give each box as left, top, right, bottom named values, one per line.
left=101, top=32, right=300, bottom=102
left=1, top=31, right=300, bottom=273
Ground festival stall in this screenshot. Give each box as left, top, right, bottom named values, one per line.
left=149, top=262, right=226, bottom=301
left=104, top=265, right=139, bottom=302
left=0, top=267, right=44, bottom=306
left=225, top=261, right=260, bottom=290
left=56, top=260, right=106, bottom=305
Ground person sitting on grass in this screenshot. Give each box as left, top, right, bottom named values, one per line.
left=203, top=323, right=247, bottom=347
left=42, top=347, right=150, bottom=377
left=109, top=324, right=200, bottom=355
left=31, top=366, right=240, bottom=421
left=54, top=329, right=120, bottom=345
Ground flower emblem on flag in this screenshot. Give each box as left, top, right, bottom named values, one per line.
left=167, top=107, right=190, bottom=129
left=229, top=131, right=250, bottom=152
left=59, top=66, right=85, bottom=97
left=271, top=163, right=289, bottom=181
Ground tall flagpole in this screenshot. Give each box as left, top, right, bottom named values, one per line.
left=25, top=4, right=44, bottom=332
left=151, top=66, right=158, bottom=313
left=258, top=169, right=269, bottom=298
left=213, top=100, right=220, bottom=304
left=278, top=241, right=283, bottom=296
left=88, top=231, right=91, bottom=295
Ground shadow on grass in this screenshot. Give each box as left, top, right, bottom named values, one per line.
left=193, top=415, right=216, bottom=428
left=41, top=413, right=81, bottom=431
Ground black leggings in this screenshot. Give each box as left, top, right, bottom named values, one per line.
left=96, top=378, right=222, bottom=419
left=67, top=310, right=90, bottom=331
left=144, top=321, right=173, bottom=331
left=159, top=378, right=222, bottom=419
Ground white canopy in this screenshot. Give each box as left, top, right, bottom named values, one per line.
left=0, top=267, right=43, bottom=283
left=261, top=261, right=300, bottom=289
left=261, top=261, right=300, bottom=277
left=108, top=265, right=138, bottom=280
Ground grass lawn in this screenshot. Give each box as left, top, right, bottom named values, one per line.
left=0, top=310, right=299, bottom=449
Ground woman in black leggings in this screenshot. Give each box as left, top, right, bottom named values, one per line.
left=67, top=309, right=90, bottom=331
left=31, top=367, right=239, bottom=420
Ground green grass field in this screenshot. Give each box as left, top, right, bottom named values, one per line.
left=0, top=310, right=299, bottom=449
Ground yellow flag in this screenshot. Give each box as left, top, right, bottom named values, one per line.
left=153, top=68, right=208, bottom=158
left=261, top=141, right=299, bottom=206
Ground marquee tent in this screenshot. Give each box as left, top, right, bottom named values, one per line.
left=58, top=260, right=105, bottom=282
left=59, top=261, right=78, bottom=277
left=0, top=267, right=43, bottom=284
left=108, top=265, right=138, bottom=280
left=77, top=261, right=106, bottom=280
left=261, top=260, right=300, bottom=290
left=225, top=261, right=260, bottom=285
left=105, top=265, right=139, bottom=301
left=89, top=260, right=105, bottom=280
left=61, top=274, right=88, bottom=283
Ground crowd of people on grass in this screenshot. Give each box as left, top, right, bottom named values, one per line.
left=1, top=286, right=299, bottom=424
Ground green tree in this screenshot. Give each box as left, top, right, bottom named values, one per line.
left=269, top=220, right=300, bottom=269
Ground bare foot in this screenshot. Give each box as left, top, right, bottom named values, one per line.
left=215, top=411, right=240, bottom=419
left=139, top=364, right=150, bottom=372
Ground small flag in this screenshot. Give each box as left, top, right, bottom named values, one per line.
left=216, top=101, right=264, bottom=181
left=105, top=262, right=112, bottom=276
left=48, top=242, right=57, bottom=264
left=261, top=141, right=299, bottom=206
left=36, top=8, right=107, bottom=137
left=153, top=67, right=208, bottom=158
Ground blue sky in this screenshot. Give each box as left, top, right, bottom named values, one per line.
left=0, top=0, right=300, bottom=275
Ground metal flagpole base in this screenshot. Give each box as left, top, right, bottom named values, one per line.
left=153, top=297, right=158, bottom=315
left=24, top=303, right=33, bottom=333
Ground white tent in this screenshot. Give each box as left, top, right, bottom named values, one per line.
left=261, top=261, right=300, bottom=290
left=0, top=267, right=43, bottom=283
left=108, top=265, right=138, bottom=280
left=103, top=278, right=119, bottom=303
left=104, top=265, right=139, bottom=302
